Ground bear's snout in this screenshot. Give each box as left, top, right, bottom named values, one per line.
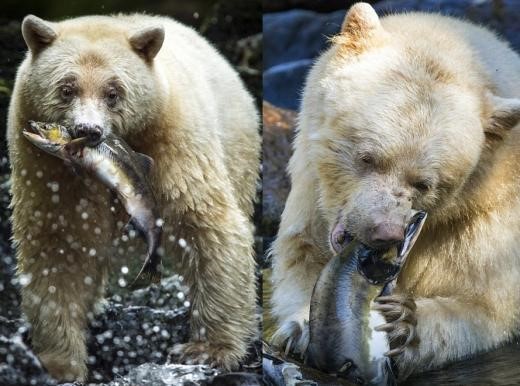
left=75, top=123, right=104, bottom=145
left=369, top=221, right=405, bottom=248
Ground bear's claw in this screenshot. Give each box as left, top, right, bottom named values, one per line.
left=271, top=320, right=309, bottom=358
left=372, top=293, right=418, bottom=357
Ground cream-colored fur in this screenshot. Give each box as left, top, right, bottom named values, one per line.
left=8, top=14, right=260, bottom=382
left=270, top=3, right=520, bottom=378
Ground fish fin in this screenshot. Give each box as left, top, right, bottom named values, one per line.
left=129, top=260, right=162, bottom=290
left=135, top=152, right=154, bottom=174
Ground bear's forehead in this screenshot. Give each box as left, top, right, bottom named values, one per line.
left=57, top=17, right=129, bottom=41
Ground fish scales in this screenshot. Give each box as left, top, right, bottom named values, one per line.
left=305, top=212, right=427, bottom=385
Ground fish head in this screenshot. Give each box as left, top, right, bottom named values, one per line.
left=23, top=121, right=73, bottom=157
left=357, top=210, right=427, bottom=285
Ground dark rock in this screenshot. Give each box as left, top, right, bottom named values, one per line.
left=0, top=318, right=56, bottom=386
left=261, top=102, right=296, bottom=249
left=263, top=0, right=520, bottom=110
left=207, top=372, right=263, bottom=385
left=263, top=59, right=313, bottom=111
left=263, top=0, right=374, bottom=14
left=105, top=363, right=219, bottom=386
left=0, top=249, right=21, bottom=320
left=87, top=278, right=190, bottom=382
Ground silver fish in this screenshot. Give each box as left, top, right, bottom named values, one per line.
left=23, top=121, right=162, bottom=287
left=305, top=211, right=427, bottom=385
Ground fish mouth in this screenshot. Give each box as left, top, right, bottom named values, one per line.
left=24, top=120, right=44, bottom=137
left=396, top=210, right=427, bottom=262
left=357, top=210, right=427, bottom=285
left=22, top=130, right=50, bottom=148
left=23, top=121, right=63, bottom=153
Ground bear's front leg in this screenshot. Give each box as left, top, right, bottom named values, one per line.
left=174, top=203, right=258, bottom=370
left=269, top=231, right=324, bottom=356
left=375, top=294, right=513, bottom=380
left=19, top=249, right=108, bottom=382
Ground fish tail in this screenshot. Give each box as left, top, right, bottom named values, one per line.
left=130, top=252, right=162, bottom=290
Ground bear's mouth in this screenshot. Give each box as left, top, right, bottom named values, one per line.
left=330, top=211, right=427, bottom=256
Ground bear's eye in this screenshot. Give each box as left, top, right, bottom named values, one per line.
left=60, top=85, right=74, bottom=100
left=105, top=88, right=119, bottom=107
left=413, top=180, right=432, bottom=192
left=360, top=154, right=374, bottom=166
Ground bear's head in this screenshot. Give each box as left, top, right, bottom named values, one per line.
left=19, top=15, right=165, bottom=142
left=310, top=3, right=520, bottom=251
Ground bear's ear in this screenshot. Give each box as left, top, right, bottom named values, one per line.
left=332, top=2, right=386, bottom=55
left=485, top=93, right=520, bottom=141
left=22, top=15, right=57, bottom=54
left=129, top=26, right=165, bottom=62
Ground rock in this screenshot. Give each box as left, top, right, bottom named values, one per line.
left=88, top=276, right=189, bottom=382
left=0, top=249, right=21, bottom=320
left=261, top=102, right=297, bottom=250
left=263, top=0, right=366, bottom=13
left=206, top=372, right=263, bottom=386
left=105, top=363, right=219, bottom=386
left=0, top=318, right=56, bottom=386
left=263, top=0, right=520, bottom=110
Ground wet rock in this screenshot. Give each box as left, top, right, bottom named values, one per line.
left=263, top=0, right=367, bottom=13
left=264, top=0, right=520, bottom=110
left=0, top=251, right=21, bottom=320
left=88, top=305, right=189, bottom=382
left=206, top=372, right=263, bottom=386
left=262, top=102, right=297, bottom=249
left=105, top=363, right=219, bottom=386
left=0, top=318, right=56, bottom=386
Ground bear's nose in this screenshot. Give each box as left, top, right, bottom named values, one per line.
left=369, top=222, right=405, bottom=248
left=76, top=123, right=104, bottom=145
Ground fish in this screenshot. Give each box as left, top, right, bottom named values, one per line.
left=304, top=211, right=427, bottom=385
left=22, top=121, right=163, bottom=287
